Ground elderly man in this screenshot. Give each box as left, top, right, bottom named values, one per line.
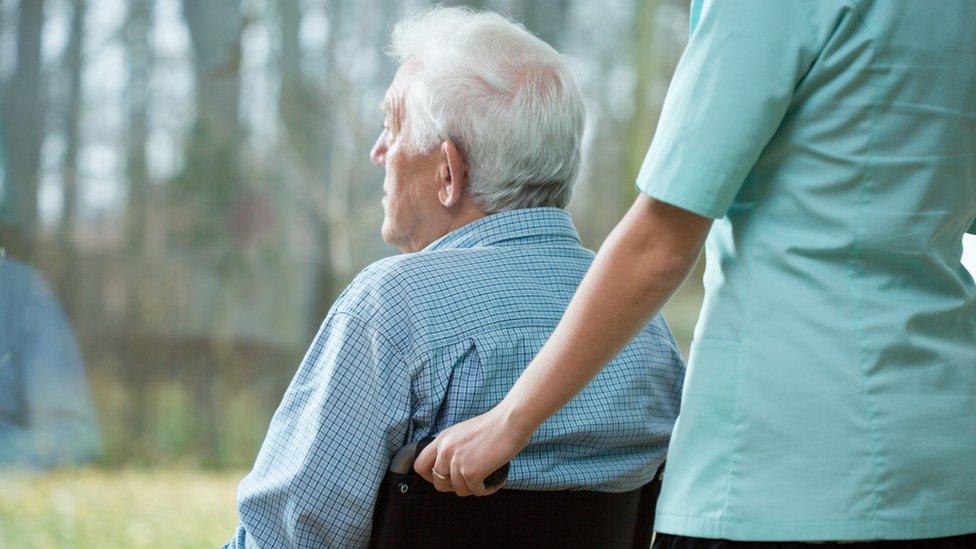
left=225, top=7, right=684, bottom=548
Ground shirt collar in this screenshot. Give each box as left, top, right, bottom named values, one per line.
left=423, top=207, right=581, bottom=252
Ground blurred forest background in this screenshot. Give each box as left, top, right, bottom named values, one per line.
left=0, top=0, right=698, bottom=473
left=1, top=0, right=975, bottom=546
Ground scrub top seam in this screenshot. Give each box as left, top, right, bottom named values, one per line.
left=718, top=187, right=759, bottom=536
left=718, top=335, right=744, bottom=539
left=838, top=3, right=884, bottom=534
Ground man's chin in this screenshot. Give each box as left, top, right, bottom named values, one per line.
left=379, top=223, right=393, bottom=246
left=380, top=223, right=408, bottom=253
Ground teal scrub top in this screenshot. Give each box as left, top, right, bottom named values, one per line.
left=636, top=0, right=976, bottom=541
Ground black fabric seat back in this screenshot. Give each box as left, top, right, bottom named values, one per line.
left=370, top=464, right=663, bottom=549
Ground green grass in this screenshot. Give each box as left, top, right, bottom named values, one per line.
left=0, top=469, right=244, bottom=548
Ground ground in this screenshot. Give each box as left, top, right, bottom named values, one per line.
left=0, top=469, right=243, bottom=548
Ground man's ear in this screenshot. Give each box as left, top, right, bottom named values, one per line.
left=437, top=140, right=468, bottom=208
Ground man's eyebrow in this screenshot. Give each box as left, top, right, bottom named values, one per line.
left=380, top=95, right=402, bottom=130
left=380, top=93, right=397, bottom=115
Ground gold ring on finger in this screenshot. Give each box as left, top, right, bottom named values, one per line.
left=432, top=469, right=451, bottom=480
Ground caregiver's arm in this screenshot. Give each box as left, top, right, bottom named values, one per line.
left=504, top=194, right=710, bottom=432
left=415, top=193, right=712, bottom=496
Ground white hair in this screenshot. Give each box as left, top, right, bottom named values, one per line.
left=388, top=7, right=585, bottom=213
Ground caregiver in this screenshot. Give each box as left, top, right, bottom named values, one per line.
left=415, top=0, right=976, bottom=546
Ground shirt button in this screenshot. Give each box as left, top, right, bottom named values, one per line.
left=398, top=483, right=409, bottom=494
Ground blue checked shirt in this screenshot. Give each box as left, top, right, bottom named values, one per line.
left=225, top=208, right=685, bottom=548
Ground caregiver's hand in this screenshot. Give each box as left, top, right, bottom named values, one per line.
left=414, top=402, right=532, bottom=497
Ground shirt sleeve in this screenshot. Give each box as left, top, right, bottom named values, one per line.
left=636, top=0, right=824, bottom=219
left=225, top=311, right=412, bottom=549
left=967, top=217, right=976, bottom=235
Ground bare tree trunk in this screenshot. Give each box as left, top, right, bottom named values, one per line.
left=179, top=0, right=244, bottom=466
left=183, top=1, right=243, bottom=147
left=58, top=0, right=85, bottom=316
left=178, top=0, right=244, bottom=268
left=275, top=0, right=338, bottom=334
left=120, top=0, right=154, bottom=463
left=125, top=0, right=152, bottom=258
left=1, top=0, right=46, bottom=260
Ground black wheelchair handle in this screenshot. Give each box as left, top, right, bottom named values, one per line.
left=390, top=436, right=510, bottom=490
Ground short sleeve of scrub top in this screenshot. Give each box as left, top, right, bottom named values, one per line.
left=636, top=0, right=825, bottom=218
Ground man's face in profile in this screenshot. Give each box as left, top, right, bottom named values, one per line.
left=370, top=63, right=441, bottom=253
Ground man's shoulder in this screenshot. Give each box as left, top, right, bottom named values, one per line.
left=339, top=250, right=462, bottom=302
left=328, top=251, right=474, bottom=329
left=338, top=246, right=544, bottom=309
left=359, top=248, right=478, bottom=283
left=330, top=246, right=591, bottom=342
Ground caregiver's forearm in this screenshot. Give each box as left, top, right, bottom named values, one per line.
left=499, top=194, right=712, bottom=434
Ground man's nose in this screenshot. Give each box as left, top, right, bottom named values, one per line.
left=370, top=133, right=386, bottom=167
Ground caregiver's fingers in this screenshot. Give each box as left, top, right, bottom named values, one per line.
left=413, top=437, right=438, bottom=484
left=430, top=446, right=456, bottom=493
left=449, top=456, right=473, bottom=496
